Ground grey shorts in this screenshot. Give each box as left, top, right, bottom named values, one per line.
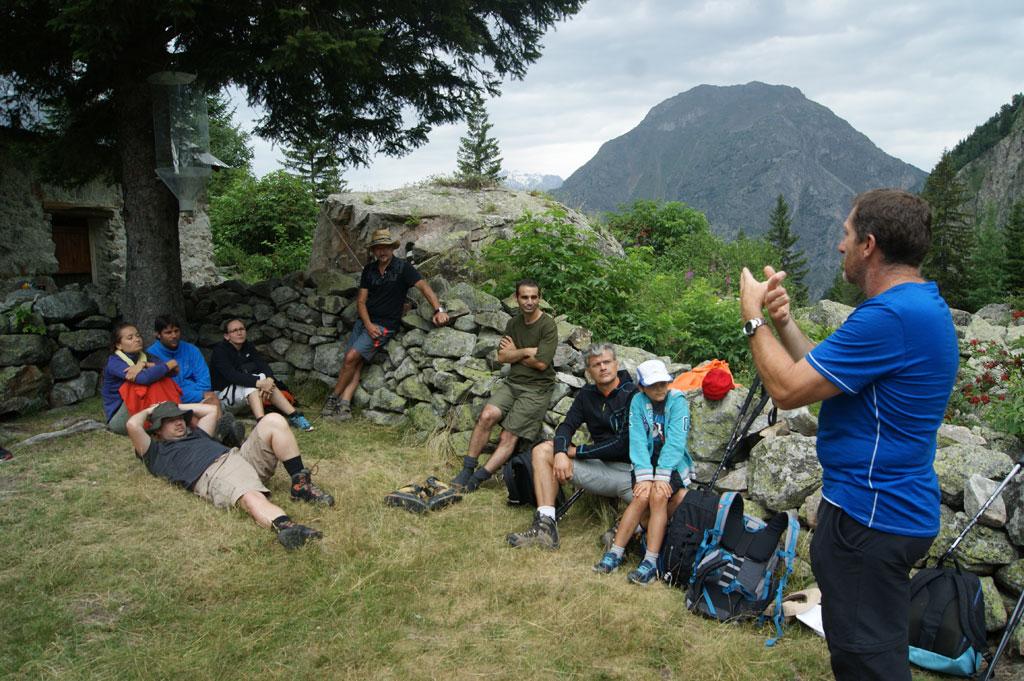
left=191, top=427, right=277, bottom=508
left=345, top=319, right=396, bottom=361
left=572, top=459, right=634, bottom=502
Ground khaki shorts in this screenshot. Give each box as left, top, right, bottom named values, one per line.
left=487, top=380, right=552, bottom=442
left=192, top=427, right=278, bottom=508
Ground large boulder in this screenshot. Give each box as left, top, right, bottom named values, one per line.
left=312, top=342, right=343, bottom=377
left=49, top=371, right=98, bottom=407
left=964, top=316, right=1006, bottom=344
left=0, top=334, right=53, bottom=367
left=933, top=444, right=1013, bottom=506
left=804, top=299, right=853, bottom=329
left=406, top=402, right=443, bottom=433
left=48, top=346, right=80, bottom=381
left=747, top=434, right=822, bottom=511
left=963, top=474, right=1007, bottom=528
left=33, top=290, right=97, bottom=322
left=57, top=329, right=109, bottom=354
left=0, top=364, right=51, bottom=415
left=930, top=507, right=1019, bottom=571
left=422, top=327, right=476, bottom=359
left=687, top=387, right=771, bottom=463
left=307, top=269, right=359, bottom=297
left=978, top=576, right=1008, bottom=633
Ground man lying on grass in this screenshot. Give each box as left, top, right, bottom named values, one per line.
left=126, top=401, right=335, bottom=550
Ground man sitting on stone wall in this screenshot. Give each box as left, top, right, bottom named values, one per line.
left=506, top=342, right=638, bottom=549
left=321, top=229, right=449, bottom=421
left=210, top=318, right=313, bottom=432
left=126, top=401, right=333, bottom=550
left=147, top=314, right=245, bottom=445
left=451, top=278, right=559, bottom=492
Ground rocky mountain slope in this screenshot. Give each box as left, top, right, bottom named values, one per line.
left=554, top=82, right=927, bottom=297
left=955, top=95, right=1024, bottom=227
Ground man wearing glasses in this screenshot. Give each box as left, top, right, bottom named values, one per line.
left=211, top=318, right=314, bottom=432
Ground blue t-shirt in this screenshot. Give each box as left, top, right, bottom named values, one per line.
left=806, top=281, right=957, bottom=537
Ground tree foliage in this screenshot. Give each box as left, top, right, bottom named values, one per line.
left=206, top=91, right=254, bottom=199
left=606, top=200, right=710, bottom=256
left=1004, top=200, right=1024, bottom=299
left=208, top=170, right=319, bottom=282
left=965, top=213, right=1007, bottom=312
left=455, top=93, right=503, bottom=188
left=0, top=0, right=584, bottom=332
left=765, top=194, right=809, bottom=305
left=947, top=93, right=1024, bottom=173
left=280, top=132, right=346, bottom=201
left=921, top=151, right=973, bottom=309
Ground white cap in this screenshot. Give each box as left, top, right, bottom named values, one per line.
left=636, top=359, right=672, bottom=386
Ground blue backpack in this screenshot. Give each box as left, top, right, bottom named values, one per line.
left=684, top=492, right=800, bottom=646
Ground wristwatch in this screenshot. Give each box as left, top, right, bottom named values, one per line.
left=742, top=317, right=767, bottom=337
left=435, top=306, right=445, bottom=314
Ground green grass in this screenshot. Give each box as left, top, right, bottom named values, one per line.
left=0, top=397, right=960, bottom=680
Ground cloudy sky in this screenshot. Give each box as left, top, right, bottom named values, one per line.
left=237, top=0, right=1024, bottom=191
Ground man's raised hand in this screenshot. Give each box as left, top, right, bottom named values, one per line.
left=762, top=265, right=792, bottom=327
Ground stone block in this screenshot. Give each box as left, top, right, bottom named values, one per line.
left=0, top=333, right=53, bottom=366
left=49, top=371, right=98, bottom=407
left=33, top=290, right=97, bottom=322
left=964, top=474, right=1007, bottom=528
left=270, top=286, right=300, bottom=307
left=422, top=327, right=476, bottom=358
left=48, top=346, right=80, bottom=381
left=57, top=329, right=109, bottom=354
left=396, top=376, right=432, bottom=402
left=747, top=434, right=822, bottom=511
left=284, top=343, right=314, bottom=370
left=362, top=409, right=406, bottom=427
left=0, top=364, right=51, bottom=415
left=407, top=402, right=443, bottom=433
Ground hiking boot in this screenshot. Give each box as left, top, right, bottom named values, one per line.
left=320, top=394, right=341, bottom=418
left=627, top=559, right=658, bottom=585
left=593, top=551, right=623, bottom=574
left=291, top=469, right=335, bottom=507
left=288, top=413, right=314, bottom=432
left=276, top=522, right=323, bottom=550
left=217, top=412, right=245, bottom=447
left=507, top=512, right=559, bottom=550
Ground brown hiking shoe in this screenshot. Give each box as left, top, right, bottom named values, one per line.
left=320, top=394, right=341, bottom=418
left=507, top=512, right=559, bottom=550
left=291, top=469, right=335, bottom=507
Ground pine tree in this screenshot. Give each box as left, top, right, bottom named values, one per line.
left=1004, top=200, right=1024, bottom=299
left=765, top=194, right=809, bottom=305
left=824, top=269, right=865, bottom=307
left=280, top=133, right=346, bottom=200
left=921, top=151, right=973, bottom=309
left=965, top=213, right=1006, bottom=311
left=455, top=94, right=502, bottom=187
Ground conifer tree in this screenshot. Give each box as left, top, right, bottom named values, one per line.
left=765, top=194, right=809, bottom=305
left=280, top=133, right=346, bottom=201
left=456, top=94, right=502, bottom=187
left=1004, top=200, right=1024, bottom=298
left=965, top=213, right=1006, bottom=311
left=921, top=151, right=973, bottom=309
left=824, top=269, right=865, bottom=307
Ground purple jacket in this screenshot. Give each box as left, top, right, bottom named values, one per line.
left=101, top=352, right=173, bottom=421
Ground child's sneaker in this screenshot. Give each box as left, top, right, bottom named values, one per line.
left=288, top=413, right=314, bottom=432
left=291, top=469, right=335, bottom=507
left=592, top=551, right=623, bottom=574
left=627, top=559, right=658, bottom=585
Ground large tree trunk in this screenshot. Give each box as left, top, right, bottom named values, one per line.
left=115, top=80, right=185, bottom=345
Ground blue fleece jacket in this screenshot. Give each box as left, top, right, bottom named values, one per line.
left=629, top=389, right=691, bottom=483
left=100, top=351, right=174, bottom=421
left=145, top=340, right=212, bottom=403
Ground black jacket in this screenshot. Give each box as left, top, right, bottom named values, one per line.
left=210, top=340, right=274, bottom=391
left=553, top=369, right=637, bottom=463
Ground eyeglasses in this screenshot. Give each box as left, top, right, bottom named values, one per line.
left=227, top=327, right=246, bottom=334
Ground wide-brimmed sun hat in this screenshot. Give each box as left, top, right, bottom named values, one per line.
left=367, top=228, right=400, bottom=249
left=146, top=401, right=193, bottom=433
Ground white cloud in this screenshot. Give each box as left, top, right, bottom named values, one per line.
left=233, top=0, right=1024, bottom=190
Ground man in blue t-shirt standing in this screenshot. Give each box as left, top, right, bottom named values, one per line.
left=321, top=229, right=448, bottom=421
left=739, top=189, right=958, bottom=681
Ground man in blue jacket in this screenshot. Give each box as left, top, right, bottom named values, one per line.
left=740, top=189, right=958, bottom=681
left=506, top=343, right=638, bottom=550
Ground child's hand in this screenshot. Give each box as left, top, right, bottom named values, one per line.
left=633, top=481, right=652, bottom=499
left=652, top=480, right=672, bottom=499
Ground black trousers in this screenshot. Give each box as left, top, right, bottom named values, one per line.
left=811, top=502, right=934, bottom=681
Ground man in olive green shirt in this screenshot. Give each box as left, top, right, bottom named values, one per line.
left=451, top=279, right=558, bottom=492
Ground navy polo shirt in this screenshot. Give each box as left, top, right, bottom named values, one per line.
left=359, top=257, right=422, bottom=329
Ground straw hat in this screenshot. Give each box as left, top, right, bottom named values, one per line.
left=367, top=229, right=400, bottom=249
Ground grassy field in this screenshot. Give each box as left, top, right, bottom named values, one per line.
left=0, top=396, right=983, bottom=680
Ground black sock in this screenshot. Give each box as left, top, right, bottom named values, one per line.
left=472, top=467, right=492, bottom=482
left=461, top=455, right=478, bottom=471
left=272, top=515, right=292, bottom=531
left=283, top=457, right=305, bottom=478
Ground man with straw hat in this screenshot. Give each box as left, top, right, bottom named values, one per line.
left=321, top=228, right=448, bottom=421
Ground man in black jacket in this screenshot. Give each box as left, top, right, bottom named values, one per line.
left=506, top=343, right=638, bottom=550
left=210, top=319, right=313, bottom=431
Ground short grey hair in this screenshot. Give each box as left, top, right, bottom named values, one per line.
left=585, top=342, right=617, bottom=365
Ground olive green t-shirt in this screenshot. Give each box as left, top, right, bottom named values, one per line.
left=504, top=311, right=558, bottom=388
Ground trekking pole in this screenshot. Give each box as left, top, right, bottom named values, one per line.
left=707, top=375, right=772, bottom=488
left=556, top=488, right=585, bottom=522
left=981, top=585, right=1024, bottom=681
left=939, top=459, right=1022, bottom=565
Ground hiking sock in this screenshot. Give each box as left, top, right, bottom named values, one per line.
left=271, top=515, right=293, bottom=531
left=610, top=545, right=626, bottom=559
left=537, top=505, right=556, bottom=521
left=465, top=466, right=493, bottom=492
left=643, top=549, right=659, bottom=565
left=283, top=457, right=305, bottom=478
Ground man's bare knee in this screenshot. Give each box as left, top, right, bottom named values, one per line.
left=343, top=350, right=363, bottom=367
left=532, top=440, right=554, bottom=466
left=478, top=405, right=502, bottom=427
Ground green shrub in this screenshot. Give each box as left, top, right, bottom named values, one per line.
left=209, top=170, right=318, bottom=281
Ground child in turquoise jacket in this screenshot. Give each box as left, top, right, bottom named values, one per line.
left=593, top=359, right=692, bottom=584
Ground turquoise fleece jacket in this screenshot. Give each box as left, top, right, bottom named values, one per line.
left=628, top=389, right=692, bottom=483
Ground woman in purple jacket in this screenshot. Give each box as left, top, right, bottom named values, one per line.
left=101, top=323, right=178, bottom=434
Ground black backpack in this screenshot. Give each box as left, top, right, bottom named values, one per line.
left=503, top=449, right=565, bottom=508
left=659, top=487, right=720, bottom=587
left=908, top=564, right=987, bottom=677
